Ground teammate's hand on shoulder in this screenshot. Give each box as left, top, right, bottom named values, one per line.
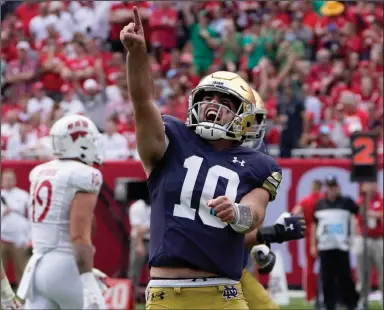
left=275, top=212, right=306, bottom=241
left=251, top=244, right=276, bottom=274
left=120, top=6, right=146, bottom=53
left=1, top=296, right=22, bottom=310
left=207, top=196, right=235, bottom=223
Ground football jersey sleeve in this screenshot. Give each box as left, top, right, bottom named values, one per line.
left=162, top=114, right=189, bottom=146
left=70, top=166, right=103, bottom=194
left=250, top=153, right=282, bottom=201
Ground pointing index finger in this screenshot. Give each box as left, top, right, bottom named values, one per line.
left=133, top=6, right=142, bottom=29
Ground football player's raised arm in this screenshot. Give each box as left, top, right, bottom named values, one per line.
left=121, top=7, right=166, bottom=174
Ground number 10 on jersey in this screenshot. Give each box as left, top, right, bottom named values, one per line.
left=173, top=155, right=240, bottom=229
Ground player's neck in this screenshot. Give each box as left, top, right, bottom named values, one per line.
left=207, top=139, right=236, bottom=151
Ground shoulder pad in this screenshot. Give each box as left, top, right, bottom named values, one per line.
left=71, top=165, right=103, bottom=194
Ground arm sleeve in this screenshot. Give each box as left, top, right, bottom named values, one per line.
left=257, top=158, right=282, bottom=202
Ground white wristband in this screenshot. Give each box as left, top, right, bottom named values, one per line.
left=80, top=272, right=101, bottom=293
left=230, top=203, right=253, bottom=233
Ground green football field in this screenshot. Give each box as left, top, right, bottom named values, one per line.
left=135, top=298, right=383, bottom=309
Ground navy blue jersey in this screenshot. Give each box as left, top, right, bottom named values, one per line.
left=243, top=141, right=266, bottom=268
left=147, top=115, right=282, bottom=280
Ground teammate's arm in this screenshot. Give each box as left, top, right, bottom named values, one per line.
left=120, top=7, right=166, bottom=174
left=244, top=213, right=306, bottom=248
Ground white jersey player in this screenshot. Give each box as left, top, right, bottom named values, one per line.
left=18, top=115, right=106, bottom=310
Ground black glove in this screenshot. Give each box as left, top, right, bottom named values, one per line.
left=256, top=213, right=306, bottom=245
left=251, top=244, right=276, bottom=274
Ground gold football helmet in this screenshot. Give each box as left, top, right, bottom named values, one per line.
left=186, top=71, right=256, bottom=141
left=242, top=88, right=268, bottom=149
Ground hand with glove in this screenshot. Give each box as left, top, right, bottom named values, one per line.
left=256, top=212, right=306, bottom=245
left=92, top=268, right=110, bottom=295
left=81, top=272, right=107, bottom=310
left=251, top=244, right=276, bottom=274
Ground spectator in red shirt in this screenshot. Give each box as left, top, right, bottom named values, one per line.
left=39, top=38, right=66, bottom=100
left=161, top=91, right=187, bottom=121
left=1, top=30, right=18, bottom=62
left=61, top=40, right=95, bottom=88
left=14, top=1, right=39, bottom=36
left=341, top=22, right=362, bottom=55
left=109, top=1, right=150, bottom=53
left=105, top=53, right=125, bottom=86
left=150, top=1, right=178, bottom=52
left=312, top=125, right=337, bottom=149
left=292, top=179, right=323, bottom=303
left=306, top=49, right=332, bottom=85
left=339, top=90, right=368, bottom=131
left=355, top=181, right=383, bottom=297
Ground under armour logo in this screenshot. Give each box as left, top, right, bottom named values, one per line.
left=151, top=291, right=165, bottom=301
left=232, top=157, right=245, bottom=166
left=287, top=224, right=294, bottom=231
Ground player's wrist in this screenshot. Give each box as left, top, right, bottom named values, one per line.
left=80, top=272, right=102, bottom=294
left=1, top=277, right=15, bottom=301
left=230, top=203, right=253, bottom=233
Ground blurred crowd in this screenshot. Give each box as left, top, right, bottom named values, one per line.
left=1, top=0, right=383, bottom=160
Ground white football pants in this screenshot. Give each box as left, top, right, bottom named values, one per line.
left=24, top=251, right=83, bottom=309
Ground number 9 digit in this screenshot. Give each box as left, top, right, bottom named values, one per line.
left=32, top=180, right=53, bottom=223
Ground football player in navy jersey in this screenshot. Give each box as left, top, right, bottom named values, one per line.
left=121, top=8, right=282, bottom=309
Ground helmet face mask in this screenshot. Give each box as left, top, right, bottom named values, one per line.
left=50, top=115, right=103, bottom=166
left=186, top=71, right=256, bottom=141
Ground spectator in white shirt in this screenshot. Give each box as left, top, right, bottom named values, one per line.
left=59, top=84, right=85, bottom=116
left=27, top=82, right=54, bottom=123
left=1, top=169, right=30, bottom=285
left=34, top=135, right=55, bottom=161
left=101, top=119, right=130, bottom=160
left=29, top=2, right=51, bottom=45
left=47, top=1, right=75, bottom=43
left=1, top=110, right=20, bottom=138
left=5, top=123, right=37, bottom=160
left=128, top=198, right=151, bottom=296
left=72, top=0, right=112, bottom=40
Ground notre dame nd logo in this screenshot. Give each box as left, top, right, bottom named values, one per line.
left=222, top=285, right=238, bottom=300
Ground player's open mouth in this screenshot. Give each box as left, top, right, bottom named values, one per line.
left=205, top=109, right=221, bottom=122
